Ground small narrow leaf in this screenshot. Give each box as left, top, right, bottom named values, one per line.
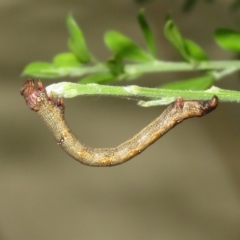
left=184, top=39, right=208, bottom=61
left=137, top=9, right=157, bottom=57
left=66, top=14, right=91, bottom=63
left=79, top=73, right=115, bottom=84
left=215, top=28, right=240, bottom=52
left=53, top=52, right=81, bottom=67
left=104, top=31, right=153, bottom=62
left=160, top=75, right=214, bottom=90
left=164, top=15, right=207, bottom=63
left=164, top=15, right=189, bottom=61
left=23, top=62, right=60, bottom=78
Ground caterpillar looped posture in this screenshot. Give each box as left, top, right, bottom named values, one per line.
left=20, top=79, right=218, bottom=167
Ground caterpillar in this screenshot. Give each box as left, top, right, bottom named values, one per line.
left=20, top=79, right=218, bottom=167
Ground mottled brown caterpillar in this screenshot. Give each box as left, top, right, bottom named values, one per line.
left=20, top=79, right=218, bottom=167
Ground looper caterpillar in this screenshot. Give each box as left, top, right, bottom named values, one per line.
left=20, top=79, right=218, bottom=167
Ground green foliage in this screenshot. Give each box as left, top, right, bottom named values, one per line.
left=23, top=53, right=82, bottom=78
left=66, top=14, right=91, bottom=63
left=215, top=29, right=240, bottom=52
left=164, top=15, right=208, bottom=63
left=137, top=9, right=156, bottom=57
left=79, top=73, right=115, bottom=84
left=23, top=62, right=61, bottom=78
left=160, top=75, right=214, bottom=90
left=106, top=55, right=124, bottom=76
left=53, top=52, right=81, bottom=67
left=23, top=10, right=240, bottom=105
left=104, top=31, right=154, bottom=62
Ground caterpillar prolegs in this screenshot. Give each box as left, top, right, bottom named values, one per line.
left=20, top=79, right=218, bottom=167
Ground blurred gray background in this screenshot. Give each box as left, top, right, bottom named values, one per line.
left=1, top=0, right=240, bottom=239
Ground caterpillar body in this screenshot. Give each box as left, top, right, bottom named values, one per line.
left=20, top=79, right=218, bottom=167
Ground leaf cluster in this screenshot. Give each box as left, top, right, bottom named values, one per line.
left=23, top=9, right=240, bottom=103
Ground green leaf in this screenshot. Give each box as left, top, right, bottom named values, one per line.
left=66, top=14, right=91, bottom=63
left=23, top=61, right=83, bottom=78
left=137, top=9, right=157, bottom=58
left=159, top=75, right=214, bottom=90
left=79, top=73, right=115, bottom=84
left=104, top=30, right=153, bottom=62
left=164, top=15, right=189, bottom=60
left=215, top=28, right=240, bottom=52
left=184, top=39, right=208, bottom=61
left=22, top=62, right=60, bottom=78
left=53, top=52, right=81, bottom=67
left=164, top=15, right=207, bottom=63
left=106, top=55, right=124, bottom=76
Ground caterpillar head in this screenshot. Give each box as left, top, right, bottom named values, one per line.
left=21, top=79, right=65, bottom=113
left=20, top=79, right=47, bottom=111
